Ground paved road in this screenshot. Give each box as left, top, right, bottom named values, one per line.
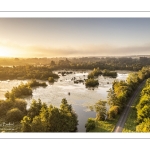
left=113, top=81, right=145, bottom=132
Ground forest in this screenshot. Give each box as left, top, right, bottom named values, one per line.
left=0, top=56, right=150, bottom=71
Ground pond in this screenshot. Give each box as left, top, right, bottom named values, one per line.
left=0, top=70, right=131, bottom=132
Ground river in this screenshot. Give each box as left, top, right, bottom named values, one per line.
left=0, top=70, right=130, bottom=132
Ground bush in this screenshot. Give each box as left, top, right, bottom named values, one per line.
left=14, top=99, right=27, bottom=114
left=6, top=108, right=24, bottom=122
left=136, top=118, right=150, bottom=132
left=107, top=106, right=120, bottom=119
left=85, top=78, right=99, bottom=87
left=28, top=79, right=47, bottom=87
left=85, top=119, right=96, bottom=132
left=48, top=77, right=54, bottom=82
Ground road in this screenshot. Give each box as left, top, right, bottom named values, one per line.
left=113, top=81, right=145, bottom=132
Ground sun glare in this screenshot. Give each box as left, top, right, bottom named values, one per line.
left=0, top=47, right=13, bottom=57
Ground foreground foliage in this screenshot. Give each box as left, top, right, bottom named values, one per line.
left=21, top=98, right=78, bottom=132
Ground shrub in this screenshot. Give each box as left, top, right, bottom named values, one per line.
left=6, top=108, right=24, bottom=122
left=85, top=78, right=99, bottom=87
left=107, top=106, right=120, bottom=119
left=85, top=119, right=96, bottom=132
left=48, top=77, right=54, bottom=82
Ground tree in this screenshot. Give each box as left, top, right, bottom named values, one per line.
left=21, top=116, right=32, bottom=132
left=14, top=99, right=27, bottom=114
left=137, top=104, right=150, bottom=123
left=31, top=116, right=43, bottom=132
left=27, top=99, right=42, bottom=120
left=50, top=60, right=56, bottom=66
left=6, top=108, right=24, bottom=122
left=92, top=100, right=107, bottom=121
left=47, top=106, right=63, bottom=132
left=85, top=119, right=95, bottom=132
left=107, top=88, right=117, bottom=107
left=85, top=78, right=99, bottom=87
left=48, top=77, right=54, bottom=82
left=20, top=99, right=78, bottom=132
left=136, top=118, right=150, bottom=132
left=107, top=105, right=120, bottom=119
left=59, top=98, right=78, bottom=132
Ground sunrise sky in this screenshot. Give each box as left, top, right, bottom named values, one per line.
left=0, top=18, right=150, bottom=57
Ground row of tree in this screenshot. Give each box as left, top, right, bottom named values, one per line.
left=136, top=78, right=150, bottom=132
left=0, top=65, right=59, bottom=80
left=85, top=66, right=150, bottom=131
left=1, top=56, right=150, bottom=74
left=107, top=66, right=150, bottom=120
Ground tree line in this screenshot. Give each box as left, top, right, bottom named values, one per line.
left=0, top=65, right=59, bottom=80
left=136, top=78, right=150, bottom=132
left=85, top=66, right=150, bottom=131
left=1, top=56, right=150, bottom=71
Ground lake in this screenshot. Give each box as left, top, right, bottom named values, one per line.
left=0, top=70, right=130, bottom=132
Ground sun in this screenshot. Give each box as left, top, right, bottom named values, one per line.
left=0, top=46, right=12, bottom=57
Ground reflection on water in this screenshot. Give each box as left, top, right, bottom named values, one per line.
left=0, top=70, right=130, bottom=132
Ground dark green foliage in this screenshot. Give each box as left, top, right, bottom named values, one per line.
left=21, top=98, right=78, bottom=132
left=136, top=118, right=150, bottom=132
left=1, top=57, right=150, bottom=73
left=0, top=100, right=13, bottom=117
left=13, top=99, right=27, bottom=114
left=48, top=77, right=54, bottom=82
left=21, top=116, right=32, bottom=132
left=136, top=78, right=150, bottom=126
left=137, top=104, right=150, bottom=123
left=5, top=83, right=32, bottom=99
left=0, top=65, right=59, bottom=80
left=0, top=98, right=27, bottom=118
left=103, top=69, right=117, bottom=78
left=6, top=108, right=24, bottom=122
left=107, top=106, right=120, bottom=119
left=87, top=68, right=102, bottom=79
left=89, top=100, right=107, bottom=121
left=85, top=119, right=96, bottom=132
left=85, top=78, right=99, bottom=87
left=27, top=99, right=42, bottom=120
left=88, top=73, right=94, bottom=79
left=31, top=116, right=43, bottom=132
left=28, top=79, right=47, bottom=87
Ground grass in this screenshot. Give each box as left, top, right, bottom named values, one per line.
left=89, top=116, right=120, bottom=132
left=122, top=82, right=146, bottom=132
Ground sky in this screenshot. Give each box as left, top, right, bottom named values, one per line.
left=0, top=18, right=150, bottom=57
